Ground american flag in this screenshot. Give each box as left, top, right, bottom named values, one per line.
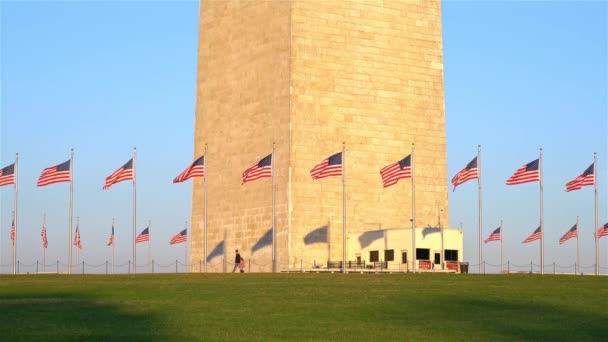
left=559, top=223, right=578, bottom=244
left=136, top=227, right=149, bottom=243
left=0, top=163, right=15, bottom=187
left=170, top=229, right=187, bottom=245
left=310, top=152, right=342, bottom=180
left=173, top=156, right=205, bottom=183
left=522, top=226, right=542, bottom=243
left=565, top=163, right=594, bottom=192
left=73, top=225, right=82, bottom=249
left=506, top=158, right=539, bottom=185
left=41, top=224, right=48, bottom=249
left=242, top=154, right=272, bottom=183
left=598, top=223, right=608, bottom=239
left=37, top=160, right=71, bottom=187
left=380, top=155, right=411, bottom=188
left=451, top=156, right=478, bottom=191
left=10, top=218, right=15, bottom=242
left=484, top=226, right=501, bottom=243
left=103, top=158, right=134, bottom=190
left=107, top=225, right=115, bottom=246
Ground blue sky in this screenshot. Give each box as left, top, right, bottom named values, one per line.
left=1, top=1, right=606, bottom=273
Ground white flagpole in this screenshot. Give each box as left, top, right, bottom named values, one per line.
left=13, top=152, right=18, bottom=275
left=185, top=221, right=188, bottom=272
left=478, top=145, right=483, bottom=273
left=576, top=216, right=580, bottom=275
left=540, top=147, right=544, bottom=275
left=500, top=220, right=503, bottom=274
left=43, top=213, right=46, bottom=273
left=411, top=143, right=416, bottom=273
left=204, top=143, right=208, bottom=273
left=133, top=147, right=137, bottom=274
left=594, top=152, right=598, bottom=275
left=148, top=220, right=151, bottom=273
left=76, top=217, right=79, bottom=270
left=12, top=210, right=15, bottom=274
left=272, top=142, right=276, bottom=273
left=342, top=142, right=346, bottom=274
left=112, top=218, right=115, bottom=274
left=69, top=148, right=74, bottom=274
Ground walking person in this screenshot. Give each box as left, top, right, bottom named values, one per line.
left=232, top=249, right=242, bottom=273
left=239, top=257, right=246, bottom=273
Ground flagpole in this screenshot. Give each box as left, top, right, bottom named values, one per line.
left=411, top=143, right=416, bottom=273
left=204, top=143, right=208, bottom=273
left=342, top=142, right=346, bottom=274
left=112, top=218, right=115, bottom=275
left=539, top=147, right=544, bottom=275
left=500, top=219, right=503, bottom=274
left=43, top=213, right=46, bottom=273
left=478, top=145, right=483, bottom=274
left=76, top=217, right=79, bottom=270
left=13, top=152, right=18, bottom=275
left=12, top=210, right=15, bottom=274
left=185, top=221, right=188, bottom=272
left=594, top=152, right=598, bottom=275
left=133, top=147, right=137, bottom=274
left=576, top=216, right=580, bottom=275
left=69, top=148, right=74, bottom=274
left=272, top=142, right=276, bottom=273
left=148, top=220, right=151, bottom=273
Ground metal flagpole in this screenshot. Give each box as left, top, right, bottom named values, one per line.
left=539, top=147, right=544, bottom=275
left=43, top=213, right=46, bottom=272
left=13, top=152, right=18, bottom=275
left=185, top=221, right=188, bottom=272
left=76, top=217, right=79, bottom=270
left=272, top=142, right=276, bottom=273
left=133, top=147, right=137, bottom=274
left=204, top=143, right=208, bottom=273
left=12, top=210, right=15, bottom=274
left=342, top=142, right=346, bottom=274
left=594, top=152, right=598, bottom=275
left=440, top=208, right=444, bottom=270
left=411, top=143, right=416, bottom=273
left=148, top=220, right=151, bottom=273
left=112, top=218, right=115, bottom=274
left=478, top=145, right=483, bottom=274
left=576, top=216, right=580, bottom=275
left=69, top=148, right=74, bottom=274
left=500, top=220, right=504, bottom=274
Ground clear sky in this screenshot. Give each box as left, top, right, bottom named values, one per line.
left=1, top=1, right=606, bottom=274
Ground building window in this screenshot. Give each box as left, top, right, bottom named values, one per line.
left=370, top=250, right=379, bottom=262
left=384, top=250, right=394, bottom=261
left=401, top=252, right=408, bottom=264
left=416, top=248, right=430, bottom=260
left=444, top=249, right=458, bottom=261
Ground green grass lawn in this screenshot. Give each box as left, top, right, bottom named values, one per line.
left=0, top=273, right=605, bottom=341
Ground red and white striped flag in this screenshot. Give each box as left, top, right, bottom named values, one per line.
left=522, top=226, right=541, bottom=243
left=38, top=160, right=71, bottom=187
left=170, top=229, right=187, bottom=245
left=136, top=227, right=149, bottom=243
left=506, top=159, right=539, bottom=185
left=103, top=158, right=134, bottom=190
left=41, top=224, right=48, bottom=249
left=484, top=226, right=501, bottom=243
left=107, top=225, right=115, bottom=246
left=559, top=224, right=578, bottom=244
left=0, top=163, right=15, bottom=187
left=310, top=152, right=342, bottom=180
left=10, top=218, right=15, bottom=243
left=565, top=163, right=594, bottom=192
left=380, top=155, right=411, bottom=188
left=173, top=156, right=205, bottom=183
left=242, top=154, right=272, bottom=183
left=598, top=223, right=608, bottom=239
left=451, top=156, right=478, bottom=191
left=73, top=225, right=82, bottom=250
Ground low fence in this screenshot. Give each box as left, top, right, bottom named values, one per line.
left=0, top=259, right=606, bottom=275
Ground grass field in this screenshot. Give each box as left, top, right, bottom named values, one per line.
left=0, top=273, right=605, bottom=341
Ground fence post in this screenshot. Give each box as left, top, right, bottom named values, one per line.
left=37, top=261, right=39, bottom=274
left=57, top=260, right=59, bottom=273
left=17, top=261, right=19, bottom=274
left=300, top=259, right=303, bottom=272
left=530, top=261, right=533, bottom=274
left=82, top=261, right=85, bottom=274
left=176, top=260, right=178, bottom=273
left=507, top=261, right=510, bottom=273
left=106, top=261, right=108, bottom=275
left=200, top=259, right=202, bottom=273
left=553, top=262, right=556, bottom=274
left=152, top=260, right=155, bottom=273
left=249, top=258, right=251, bottom=273
left=128, top=260, right=131, bottom=274
left=483, top=261, right=486, bottom=274
left=574, top=262, right=576, bottom=275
